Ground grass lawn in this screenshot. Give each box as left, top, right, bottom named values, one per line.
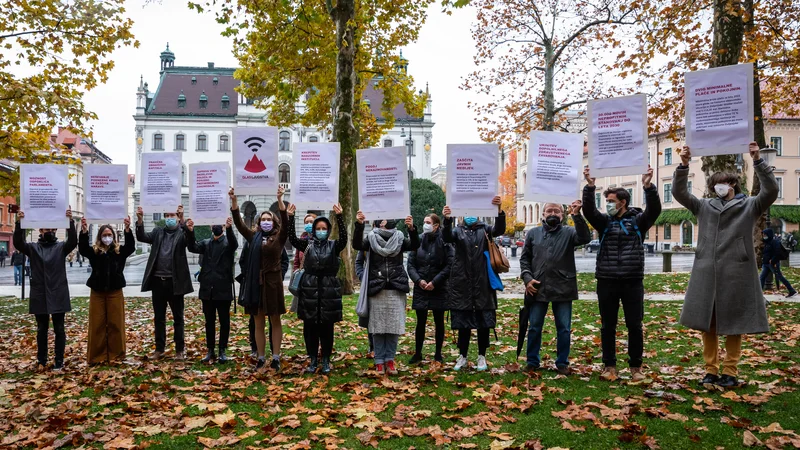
left=1, top=286, right=800, bottom=449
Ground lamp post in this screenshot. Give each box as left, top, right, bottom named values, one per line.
left=760, top=147, right=779, bottom=291
left=400, top=124, right=413, bottom=188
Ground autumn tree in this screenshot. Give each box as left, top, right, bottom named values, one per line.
left=0, top=0, right=137, bottom=196
left=463, top=0, right=638, bottom=146
left=498, top=148, right=517, bottom=235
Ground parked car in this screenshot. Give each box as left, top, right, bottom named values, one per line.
left=586, top=239, right=601, bottom=253
left=516, top=239, right=524, bottom=247
left=500, top=236, right=513, bottom=247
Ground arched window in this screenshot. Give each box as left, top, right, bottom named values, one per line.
left=153, top=133, right=163, bottom=150
left=175, top=134, right=185, bottom=151
left=681, top=220, right=693, bottom=246
left=522, top=206, right=527, bottom=223
left=279, top=130, right=291, bottom=152
left=523, top=143, right=528, bottom=162
left=219, top=135, right=230, bottom=152
left=534, top=205, right=540, bottom=224
left=309, top=135, right=319, bottom=143
left=181, top=165, right=187, bottom=187
left=279, top=163, right=290, bottom=183
left=383, top=139, right=393, bottom=148
left=199, top=91, right=208, bottom=109
left=522, top=171, right=527, bottom=186
left=197, top=134, right=208, bottom=151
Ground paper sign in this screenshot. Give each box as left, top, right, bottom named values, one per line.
left=20, top=164, right=70, bottom=229
left=357, top=146, right=410, bottom=220
left=685, top=63, right=754, bottom=156
left=526, top=131, right=584, bottom=204
left=446, top=144, right=499, bottom=217
left=292, top=142, right=340, bottom=210
left=234, top=127, right=279, bottom=195
left=140, top=152, right=182, bottom=214
left=84, top=164, right=128, bottom=224
left=588, top=94, right=648, bottom=177
left=190, top=162, right=230, bottom=226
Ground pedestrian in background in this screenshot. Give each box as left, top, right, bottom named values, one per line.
left=11, top=250, right=24, bottom=286
left=760, top=228, right=797, bottom=298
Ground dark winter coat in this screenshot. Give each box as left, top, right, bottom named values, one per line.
left=233, top=208, right=289, bottom=312
left=136, top=223, right=193, bottom=295
left=407, top=230, right=453, bottom=310
left=11, top=251, right=23, bottom=266
left=442, top=212, right=506, bottom=312
left=582, top=184, right=661, bottom=280
left=352, top=223, right=420, bottom=296
left=761, top=228, right=783, bottom=266
left=520, top=217, right=591, bottom=306
left=79, top=229, right=136, bottom=292
left=187, top=226, right=238, bottom=302
left=288, top=214, right=347, bottom=323
left=236, top=242, right=289, bottom=300
left=14, top=221, right=77, bottom=315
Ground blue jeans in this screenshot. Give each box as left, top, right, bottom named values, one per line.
left=526, top=301, right=572, bottom=368
left=760, top=264, right=796, bottom=293
left=14, top=266, right=22, bottom=285
left=373, top=333, right=399, bottom=364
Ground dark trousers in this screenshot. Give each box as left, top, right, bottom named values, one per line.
left=303, top=320, right=335, bottom=358
left=0, top=257, right=6, bottom=267
left=36, top=313, right=66, bottom=365
left=760, top=264, right=796, bottom=293
left=414, top=309, right=445, bottom=356
left=457, top=328, right=489, bottom=357
left=201, top=295, right=232, bottom=351
left=151, top=277, right=185, bottom=353
left=597, top=279, right=644, bottom=368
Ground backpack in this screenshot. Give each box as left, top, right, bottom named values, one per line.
left=600, top=217, right=642, bottom=248
left=777, top=237, right=791, bottom=260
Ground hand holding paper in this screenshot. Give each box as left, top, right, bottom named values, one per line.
left=81, top=217, right=88, bottom=233
left=749, top=141, right=760, bottom=160
left=642, top=167, right=654, bottom=188
left=356, top=210, right=365, bottom=224
left=583, top=168, right=596, bottom=187
left=680, top=147, right=691, bottom=166
left=442, top=205, right=452, bottom=219
left=569, top=200, right=582, bottom=216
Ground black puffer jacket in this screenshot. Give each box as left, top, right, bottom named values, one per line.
left=79, top=229, right=136, bottom=292
left=407, top=230, right=453, bottom=310
left=582, top=184, right=661, bottom=280
left=352, top=222, right=420, bottom=296
left=288, top=214, right=347, bottom=323
left=187, top=226, right=238, bottom=301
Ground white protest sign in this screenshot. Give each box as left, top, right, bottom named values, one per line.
left=588, top=94, right=648, bottom=177
left=446, top=144, right=499, bottom=217
left=20, top=164, right=69, bottom=229
left=685, top=63, right=754, bottom=156
left=525, top=131, right=584, bottom=204
left=292, top=142, right=340, bottom=210
left=140, top=152, right=182, bottom=214
left=84, top=164, right=128, bottom=224
left=356, top=146, right=410, bottom=220
left=234, top=127, right=279, bottom=195
left=190, top=162, right=230, bottom=226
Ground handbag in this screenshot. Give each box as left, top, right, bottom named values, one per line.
left=483, top=251, right=505, bottom=291
left=484, top=229, right=510, bottom=273
left=288, top=252, right=305, bottom=297
left=356, top=251, right=371, bottom=318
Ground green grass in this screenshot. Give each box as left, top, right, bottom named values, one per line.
left=1, top=291, right=799, bottom=449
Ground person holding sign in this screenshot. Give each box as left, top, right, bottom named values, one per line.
left=231, top=186, right=290, bottom=372
left=79, top=217, right=135, bottom=365
left=442, top=196, right=505, bottom=372
left=186, top=217, right=239, bottom=365
left=673, top=144, right=777, bottom=389
left=286, top=203, right=347, bottom=375
left=353, top=214, right=419, bottom=376
left=582, top=166, right=660, bottom=382
left=13, top=208, right=77, bottom=370
left=136, top=205, right=193, bottom=361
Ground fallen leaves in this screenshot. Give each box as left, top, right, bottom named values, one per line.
left=743, top=430, right=763, bottom=447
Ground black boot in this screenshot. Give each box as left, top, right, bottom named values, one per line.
left=306, top=356, right=318, bottom=374
left=53, top=359, right=64, bottom=371
left=217, top=348, right=230, bottom=363
left=201, top=351, right=216, bottom=363
left=321, top=357, right=332, bottom=375
left=716, top=374, right=740, bottom=388
left=409, top=353, right=423, bottom=365
left=699, top=373, right=719, bottom=387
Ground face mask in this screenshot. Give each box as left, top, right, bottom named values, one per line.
left=606, top=203, right=618, bottom=217
left=545, top=215, right=561, bottom=227
left=42, top=231, right=57, bottom=243
left=422, top=223, right=434, bottom=234
left=212, top=225, right=223, bottom=237
left=304, top=223, right=313, bottom=234
left=315, top=230, right=328, bottom=240
left=260, top=220, right=273, bottom=232
left=763, top=235, right=770, bottom=241
left=464, top=216, right=478, bottom=227
left=384, top=219, right=397, bottom=230
left=101, top=236, right=114, bottom=246
left=165, top=218, right=178, bottom=229
left=714, top=184, right=731, bottom=198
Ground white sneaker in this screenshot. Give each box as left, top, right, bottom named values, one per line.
left=454, top=355, right=468, bottom=371
left=476, top=356, right=488, bottom=372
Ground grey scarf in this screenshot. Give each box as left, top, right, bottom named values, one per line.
left=367, top=228, right=405, bottom=257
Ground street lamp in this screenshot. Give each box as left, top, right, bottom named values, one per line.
left=400, top=125, right=413, bottom=187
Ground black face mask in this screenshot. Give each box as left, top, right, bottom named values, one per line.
left=42, top=231, right=57, bottom=243
left=212, top=225, right=224, bottom=237
left=384, top=219, right=397, bottom=229
left=545, top=216, right=561, bottom=227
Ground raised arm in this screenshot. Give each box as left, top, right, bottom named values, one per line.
left=13, top=218, right=30, bottom=256
left=490, top=212, right=506, bottom=238
left=672, top=146, right=702, bottom=216
left=63, top=219, right=78, bottom=256
left=286, top=205, right=309, bottom=253
left=278, top=209, right=290, bottom=246
left=751, top=153, right=779, bottom=217
left=402, top=216, right=420, bottom=251
left=78, top=230, right=94, bottom=261
left=581, top=167, right=608, bottom=231
left=135, top=206, right=156, bottom=244
left=572, top=215, right=592, bottom=246
left=121, top=228, right=136, bottom=258
left=225, top=220, right=239, bottom=254
left=231, top=208, right=254, bottom=242
left=352, top=212, right=367, bottom=251
left=333, top=212, right=348, bottom=254
left=185, top=223, right=204, bottom=255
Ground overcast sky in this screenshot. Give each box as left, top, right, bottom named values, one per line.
left=83, top=0, right=484, bottom=172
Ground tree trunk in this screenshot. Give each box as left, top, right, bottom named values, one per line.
left=543, top=43, right=555, bottom=131
left=331, top=0, right=358, bottom=295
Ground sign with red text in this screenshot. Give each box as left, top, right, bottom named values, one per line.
left=685, top=63, right=754, bottom=156
left=446, top=144, right=499, bottom=217
left=140, top=152, right=182, bottom=214
left=292, top=142, right=340, bottom=210
left=20, top=164, right=70, bottom=229
left=190, top=162, right=230, bottom=226
left=234, top=127, right=279, bottom=195
left=357, top=146, right=410, bottom=220
left=588, top=94, right=648, bottom=177
left=84, top=164, right=128, bottom=224
left=526, top=131, right=584, bottom=204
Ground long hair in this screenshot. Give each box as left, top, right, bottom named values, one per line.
left=93, top=224, right=120, bottom=254
left=252, top=210, right=280, bottom=233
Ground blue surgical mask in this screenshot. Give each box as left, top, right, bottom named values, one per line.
left=464, top=216, right=478, bottom=227
left=304, top=223, right=313, bottom=234
left=260, top=220, right=273, bottom=232
left=165, top=218, right=178, bottom=229
left=315, top=230, right=328, bottom=240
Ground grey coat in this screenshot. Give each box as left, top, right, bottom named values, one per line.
left=672, top=160, right=777, bottom=335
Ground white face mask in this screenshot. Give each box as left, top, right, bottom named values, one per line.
left=714, top=184, right=731, bottom=198
left=422, top=223, right=433, bottom=234
left=101, top=236, right=113, bottom=246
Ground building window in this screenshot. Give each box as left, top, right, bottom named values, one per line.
left=595, top=193, right=601, bottom=207
left=197, top=134, right=208, bottom=151
left=177, top=91, right=186, bottom=108
left=181, top=165, right=187, bottom=186
left=522, top=171, right=527, bottom=186
left=279, top=163, right=290, bottom=183
left=309, top=135, right=319, bottom=143
left=523, top=143, right=528, bottom=162
left=213, top=77, right=219, bottom=86
left=777, top=176, right=783, bottom=198
left=175, top=134, right=185, bottom=151
left=626, top=188, right=634, bottom=206
left=664, top=224, right=671, bottom=240
left=770, top=137, right=783, bottom=156
left=199, top=92, right=208, bottom=109
left=648, top=151, right=651, bottom=165
left=382, top=139, right=392, bottom=148
left=191, top=77, right=197, bottom=85
left=664, top=183, right=672, bottom=202
left=523, top=205, right=528, bottom=223
left=279, top=130, right=291, bottom=152
left=219, top=135, right=230, bottom=152
left=153, top=213, right=162, bottom=221
left=664, top=148, right=672, bottom=165
left=153, top=133, right=163, bottom=150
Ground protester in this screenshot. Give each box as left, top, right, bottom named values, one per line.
left=287, top=203, right=347, bottom=374
left=353, top=213, right=419, bottom=375
left=355, top=249, right=375, bottom=357
left=11, top=250, right=23, bottom=286
left=13, top=208, right=77, bottom=370
left=760, top=228, right=797, bottom=297
left=186, top=217, right=239, bottom=364
left=290, top=213, right=317, bottom=313
left=583, top=166, right=660, bottom=382
left=674, top=144, right=777, bottom=388
left=407, top=213, right=452, bottom=364
left=231, top=186, right=290, bottom=371
left=79, top=217, right=135, bottom=365
left=442, top=196, right=505, bottom=372
left=136, top=205, right=193, bottom=361
left=247, top=247, right=289, bottom=358
left=519, top=201, right=590, bottom=375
